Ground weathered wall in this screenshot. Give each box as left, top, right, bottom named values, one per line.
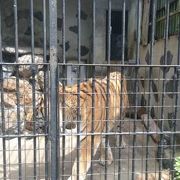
left=1, top=0, right=46, bottom=48
left=1, top=0, right=129, bottom=65
left=127, top=0, right=180, bottom=133
left=139, top=36, right=180, bottom=133
left=1, top=0, right=92, bottom=62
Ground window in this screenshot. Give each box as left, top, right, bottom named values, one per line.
left=106, top=10, right=128, bottom=61
left=155, top=0, right=180, bottom=39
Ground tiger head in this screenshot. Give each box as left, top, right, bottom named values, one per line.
left=58, top=83, right=80, bottom=131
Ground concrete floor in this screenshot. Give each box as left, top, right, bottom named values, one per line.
left=0, top=119, right=172, bottom=180
left=62, top=135, right=160, bottom=180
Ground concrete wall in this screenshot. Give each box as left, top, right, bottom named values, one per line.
left=127, top=0, right=180, bottom=133
left=1, top=0, right=92, bottom=62
left=139, top=37, right=180, bottom=134
left=1, top=0, right=129, bottom=65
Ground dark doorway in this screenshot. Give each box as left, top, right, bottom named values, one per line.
left=106, top=10, right=128, bottom=61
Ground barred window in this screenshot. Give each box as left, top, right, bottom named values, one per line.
left=156, top=0, right=180, bottom=39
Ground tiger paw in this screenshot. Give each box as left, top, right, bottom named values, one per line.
left=98, top=157, right=113, bottom=166
left=98, top=151, right=113, bottom=166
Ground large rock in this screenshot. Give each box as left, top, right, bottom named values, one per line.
left=0, top=77, right=43, bottom=134
left=17, top=54, right=44, bottom=78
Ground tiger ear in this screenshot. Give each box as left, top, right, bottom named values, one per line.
left=58, top=81, right=63, bottom=93
left=59, top=82, right=62, bottom=87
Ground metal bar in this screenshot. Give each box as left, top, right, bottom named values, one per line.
left=58, top=0, right=67, bottom=180
left=132, top=0, right=141, bottom=179
left=0, top=1, right=6, bottom=178
left=105, top=1, right=111, bottom=180
left=30, top=1, right=37, bottom=179
left=61, top=65, right=66, bottom=180
left=105, top=70, right=110, bottom=180
left=118, top=67, right=124, bottom=180
left=77, top=0, right=81, bottom=179
left=13, top=1, right=22, bottom=179
left=118, top=0, right=126, bottom=178
left=145, top=1, right=156, bottom=179
left=90, top=0, right=96, bottom=179
left=42, top=1, right=49, bottom=179
left=62, top=0, right=66, bottom=64
left=135, top=0, right=141, bottom=65
left=49, top=0, right=58, bottom=179
left=156, top=11, right=180, bottom=23
left=122, top=0, right=126, bottom=64
left=1, top=130, right=180, bottom=138
left=107, top=0, right=111, bottom=64
left=171, top=67, right=179, bottom=179
left=159, top=1, right=169, bottom=179
left=61, top=0, right=66, bottom=179
left=171, top=12, right=180, bottom=178
left=1, top=62, right=180, bottom=68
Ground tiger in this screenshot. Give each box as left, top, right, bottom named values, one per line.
left=0, top=71, right=128, bottom=179
left=58, top=71, right=129, bottom=180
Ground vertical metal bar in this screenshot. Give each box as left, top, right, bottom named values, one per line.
left=0, top=2, right=6, bottom=179
left=159, top=1, right=169, bottom=179
left=132, top=0, right=141, bottom=179
left=49, top=0, right=58, bottom=179
left=90, top=0, right=96, bottom=179
left=42, top=1, right=49, bottom=179
left=61, top=0, right=66, bottom=179
left=13, top=1, right=22, bottom=179
left=107, top=0, right=111, bottom=65
left=122, top=0, right=126, bottom=64
left=118, top=69, right=124, bottom=180
left=145, top=1, right=156, bottom=179
left=171, top=8, right=180, bottom=179
left=77, top=0, right=81, bottom=179
left=171, top=68, right=179, bottom=179
left=61, top=68, right=65, bottom=180
left=30, top=1, right=37, bottom=179
left=62, top=0, right=66, bottom=64
left=135, top=0, right=141, bottom=64
left=118, top=0, right=126, bottom=179
left=105, top=1, right=111, bottom=180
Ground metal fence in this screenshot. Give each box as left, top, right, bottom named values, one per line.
left=0, top=0, right=180, bottom=179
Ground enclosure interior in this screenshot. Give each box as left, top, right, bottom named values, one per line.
left=0, top=0, right=180, bottom=179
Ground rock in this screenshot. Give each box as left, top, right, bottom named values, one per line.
left=0, top=77, right=44, bottom=134
left=1, top=77, right=35, bottom=105
left=33, top=71, right=45, bottom=91
left=0, top=105, right=25, bottom=135
left=17, top=54, right=44, bottom=78
left=135, top=170, right=170, bottom=180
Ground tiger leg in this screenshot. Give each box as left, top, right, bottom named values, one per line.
left=68, top=135, right=101, bottom=180
left=116, top=135, right=127, bottom=148
left=99, top=136, right=113, bottom=166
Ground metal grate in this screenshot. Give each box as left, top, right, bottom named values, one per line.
left=0, top=0, right=180, bottom=180
left=156, top=0, right=180, bottom=39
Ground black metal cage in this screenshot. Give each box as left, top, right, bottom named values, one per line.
left=0, top=0, right=180, bottom=179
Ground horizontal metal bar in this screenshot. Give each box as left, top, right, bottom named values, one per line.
left=156, top=10, right=180, bottom=22
left=1, top=130, right=178, bottom=139
left=0, top=134, right=48, bottom=138
left=58, top=131, right=180, bottom=136
left=0, top=63, right=180, bottom=67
